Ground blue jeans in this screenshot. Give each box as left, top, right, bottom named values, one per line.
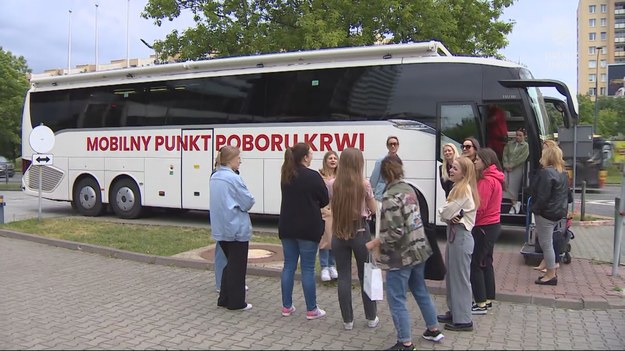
left=319, top=249, right=335, bottom=268
left=386, top=262, right=439, bottom=343
left=281, top=238, right=319, bottom=312
left=214, top=242, right=227, bottom=290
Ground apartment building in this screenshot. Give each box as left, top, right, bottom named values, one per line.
left=578, top=0, right=625, bottom=98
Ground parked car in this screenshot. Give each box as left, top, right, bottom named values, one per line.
left=0, top=156, right=15, bottom=178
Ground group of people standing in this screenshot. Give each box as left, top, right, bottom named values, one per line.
left=436, top=134, right=571, bottom=334
left=207, top=130, right=570, bottom=350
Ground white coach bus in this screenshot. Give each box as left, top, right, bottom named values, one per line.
left=21, top=41, right=577, bottom=226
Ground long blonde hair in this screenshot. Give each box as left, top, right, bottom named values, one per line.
left=539, top=144, right=566, bottom=172
left=331, top=148, right=365, bottom=239
left=441, top=143, right=459, bottom=181
left=319, top=151, right=338, bottom=179
left=448, top=156, right=480, bottom=209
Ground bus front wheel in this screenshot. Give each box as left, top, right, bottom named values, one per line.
left=110, top=178, right=143, bottom=219
left=74, top=177, right=105, bottom=217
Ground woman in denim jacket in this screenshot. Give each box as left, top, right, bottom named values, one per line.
left=210, top=145, right=255, bottom=311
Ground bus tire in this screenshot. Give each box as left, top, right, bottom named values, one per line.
left=110, top=178, right=142, bottom=219
left=74, top=177, right=105, bottom=217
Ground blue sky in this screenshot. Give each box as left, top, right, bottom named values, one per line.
left=0, top=0, right=578, bottom=94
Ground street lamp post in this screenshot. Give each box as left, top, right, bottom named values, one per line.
left=594, top=47, right=602, bottom=134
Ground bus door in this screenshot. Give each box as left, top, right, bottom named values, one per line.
left=181, top=129, right=214, bottom=210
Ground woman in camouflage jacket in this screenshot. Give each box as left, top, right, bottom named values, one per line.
left=366, top=155, right=444, bottom=350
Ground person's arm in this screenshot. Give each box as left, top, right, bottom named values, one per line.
left=314, top=172, right=330, bottom=208
left=509, top=143, right=529, bottom=169
left=233, top=176, right=255, bottom=212
left=438, top=197, right=467, bottom=221
left=369, top=159, right=382, bottom=198
left=531, top=170, right=550, bottom=213
left=364, top=180, right=376, bottom=215
left=377, top=195, right=404, bottom=245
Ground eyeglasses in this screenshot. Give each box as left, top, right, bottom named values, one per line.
left=461, top=144, right=473, bottom=150
left=388, top=142, right=398, bottom=147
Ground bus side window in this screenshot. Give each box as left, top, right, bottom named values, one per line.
left=440, top=103, right=479, bottom=149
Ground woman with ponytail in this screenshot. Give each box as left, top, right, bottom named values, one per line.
left=279, top=143, right=329, bottom=320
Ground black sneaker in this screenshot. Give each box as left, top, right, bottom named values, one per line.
left=437, top=311, right=453, bottom=324
left=422, top=329, right=444, bottom=342
left=471, top=303, right=487, bottom=315
left=486, top=301, right=493, bottom=309
left=444, top=322, right=473, bottom=332
left=386, top=341, right=416, bottom=350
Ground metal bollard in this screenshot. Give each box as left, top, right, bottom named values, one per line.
left=581, top=181, right=586, bottom=221
left=0, top=194, right=5, bottom=224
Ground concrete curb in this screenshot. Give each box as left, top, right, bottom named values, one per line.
left=0, top=228, right=621, bottom=310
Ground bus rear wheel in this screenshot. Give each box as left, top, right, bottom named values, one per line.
left=74, top=177, right=105, bottom=217
left=110, top=178, right=143, bottom=219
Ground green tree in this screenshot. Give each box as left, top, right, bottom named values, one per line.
left=0, top=47, right=30, bottom=160
left=141, top=0, right=515, bottom=62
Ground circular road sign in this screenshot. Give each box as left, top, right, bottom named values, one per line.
left=29, top=125, right=56, bottom=154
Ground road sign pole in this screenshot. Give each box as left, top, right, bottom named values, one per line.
left=38, top=165, right=42, bottom=221
left=612, top=163, right=625, bottom=277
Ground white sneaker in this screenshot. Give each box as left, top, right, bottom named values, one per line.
left=239, top=303, right=253, bottom=311
left=367, top=316, right=380, bottom=328
left=343, top=321, right=354, bottom=330
left=306, top=307, right=326, bottom=320
left=514, top=202, right=522, bottom=214
left=329, top=266, right=338, bottom=279
left=320, top=268, right=331, bottom=282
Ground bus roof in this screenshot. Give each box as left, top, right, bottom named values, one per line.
left=30, top=41, right=524, bottom=90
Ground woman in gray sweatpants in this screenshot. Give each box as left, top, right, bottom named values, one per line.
left=437, top=156, right=479, bottom=331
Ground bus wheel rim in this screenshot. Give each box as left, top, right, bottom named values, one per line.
left=116, top=186, right=135, bottom=211
left=79, top=187, right=97, bottom=209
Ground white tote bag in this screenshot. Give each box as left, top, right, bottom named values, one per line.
left=363, top=257, right=384, bottom=301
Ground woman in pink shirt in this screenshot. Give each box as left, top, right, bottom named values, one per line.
left=470, top=148, right=504, bottom=314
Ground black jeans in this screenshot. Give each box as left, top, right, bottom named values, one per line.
left=217, top=241, right=249, bottom=310
left=332, top=224, right=377, bottom=323
left=470, top=223, right=501, bottom=303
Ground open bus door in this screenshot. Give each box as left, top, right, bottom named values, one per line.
left=495, top=79, right=578, bottom=225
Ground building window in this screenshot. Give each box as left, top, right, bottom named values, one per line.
left=601, top=18, right=607, bottom=26
left=589, top=18, right=596, bottom=27
left=601, top=73, right=607, bottom=82
left=601, top=59, right=607, bottom=67
left=589, top=87, right=596, bottom=96
left=601, top=4, right=607, bottom=13
left=601, top=32, right=607, bottom=40
left=589, top=74, right=597, bottom=82
left=589, top=46, right=596, bottom=54
left=602, top=47, right=608, bottom=54
left=589, top=32, right=597, bottom=41
left=600, top=87, right=606, bottom=95
left=589, top=60, right=597, bottom=68
left=589, top=5, right=596, bottom=13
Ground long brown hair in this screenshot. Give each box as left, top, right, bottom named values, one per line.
left=475, top=147, right=502, bottom=180
left=331, top=148, right=366, bottom=239
left=448, top=156, right=480, bottom=209
left=281, top=143, right=310, bottom=185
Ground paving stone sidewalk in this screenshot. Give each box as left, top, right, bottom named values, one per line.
left=2, top=236, right=625, bottom=350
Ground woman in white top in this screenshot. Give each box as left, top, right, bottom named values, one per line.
left=437, top=156, right=480, bottom=332
left=318, top=151, right=339, bottom=281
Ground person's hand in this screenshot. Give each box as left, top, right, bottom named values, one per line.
left=450, top=216, right=461, bottom=224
